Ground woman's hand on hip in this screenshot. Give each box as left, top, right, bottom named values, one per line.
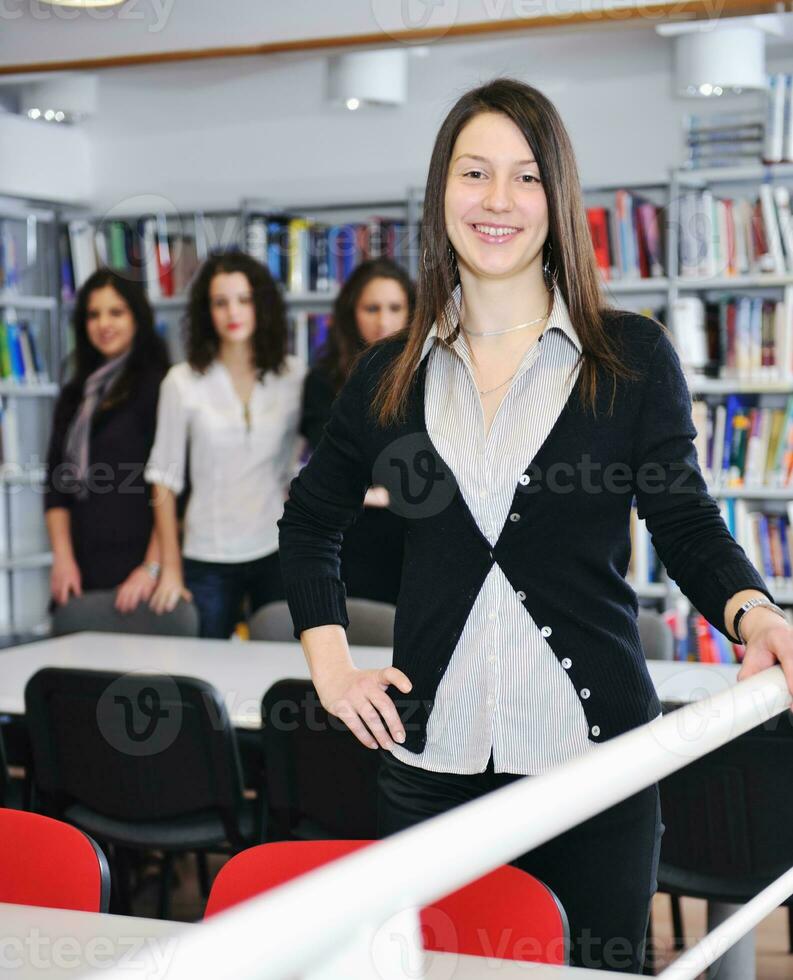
left=50, top=554, right=82, bottom=606
left=315, top=666, right=412, bottom=750
left=149, top=566, right=192, bottom=615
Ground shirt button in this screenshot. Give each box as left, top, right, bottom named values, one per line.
left=479, top=489, right=488, bottom=498
left=561, top=657, right=572, bottom=669
left=518, top=474, right=531, bottom=486
left=509, top=513, right=520, bottom=523
left=486, top=696, right=495, bottom=707
left=488, top=655, right=497, bottom=664
left=591, top=725, right=601, bottom=737
left=516, top=590, right=526, bottom=601
left=581, top=688, right=591, bottom=700
left=488, top=610, right=497, bottom=621
left=541, top=626, right=552, bottom=638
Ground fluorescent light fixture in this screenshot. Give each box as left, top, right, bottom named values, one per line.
left=327, top=49, right=408, bottom=110
left=657, top=15, right=785, bottom=97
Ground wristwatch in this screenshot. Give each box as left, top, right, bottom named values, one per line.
left=143, top=561, right=161, bottom=581
left=733, top=598, right=788, bottom=645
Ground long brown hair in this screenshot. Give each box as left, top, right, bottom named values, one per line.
left=372, top=77, right=639, bottom=426
left=318, top=258, right=416, bottom=394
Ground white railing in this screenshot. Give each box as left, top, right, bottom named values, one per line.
left=97, top=666, right=793, bottom=979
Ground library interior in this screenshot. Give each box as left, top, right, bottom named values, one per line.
left=3, top=3, right=793, bottom=979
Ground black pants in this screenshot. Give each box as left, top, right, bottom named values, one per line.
left=377, top=749, right=664, bottom=974
left=183, top=551, right=284, bottom=639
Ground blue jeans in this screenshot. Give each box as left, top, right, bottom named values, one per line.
left=183, top=551, right=284, bottom=639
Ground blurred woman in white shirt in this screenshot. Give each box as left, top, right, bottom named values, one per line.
left=145, top=251, right=306, bottom=638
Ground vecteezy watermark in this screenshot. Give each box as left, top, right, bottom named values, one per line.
left=96, top=670, right=183, bottom=757
left=372, top=433, right=459, bottom=519
left=370, top=0, right=460, bottom=41
left=0, top=928, right=179, bottom=977
left=0, top=0, right=175, bottom=30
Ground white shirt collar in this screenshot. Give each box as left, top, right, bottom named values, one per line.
left=419, top=283, right=582, bottom=362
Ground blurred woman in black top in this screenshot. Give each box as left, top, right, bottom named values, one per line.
left=300, top=258, right=414, bottom=604
left=44, top=269, right=170, bottom=612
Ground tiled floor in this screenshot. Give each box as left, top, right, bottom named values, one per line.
left=130, top=852, right=793, bottom=977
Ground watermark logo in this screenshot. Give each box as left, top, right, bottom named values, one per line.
left=96, top=671, right=182, bottom=757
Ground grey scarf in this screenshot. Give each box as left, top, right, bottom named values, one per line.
left=64, top=351, right=130, bottom=500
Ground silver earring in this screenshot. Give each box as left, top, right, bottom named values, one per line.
left=447, top=243, right=459, bottom=280
left=543, top=241, right=558, bottom=292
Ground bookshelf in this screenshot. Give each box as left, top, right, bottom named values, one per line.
left=0, top=196, right=63, bottom=642
left=40, top=171, right=793, bottom=654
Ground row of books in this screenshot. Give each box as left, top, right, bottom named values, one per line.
left=692, top=395, right=793, bottom=489
left=683, top=111, right=764, bottom=171
left=673, top=294, right=793, bottom=380
left=586, top=192, right=665, bottom=281
left=766, top=74, right=793, bottom=165
left=0, top=224, right=20, bottom=293
left=61, top=220, right=202, bottom=301
left=719, top=498, right=793, bottom=599
left=675, top=610, right=744, bottom=663
left=678, top=183, right=793, bottom=279
left=245, top=215, right=413, bottom=293
left=628, top=507, right=664, bottom=589
left=0, top=317, right=48, bottom=385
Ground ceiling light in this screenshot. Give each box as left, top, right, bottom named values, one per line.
left=656, top=14, right=784, bottom=97
left=327, top=49, right=408, bottom=109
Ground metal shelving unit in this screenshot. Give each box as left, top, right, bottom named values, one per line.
left=0, top=196, right=63, bottom=640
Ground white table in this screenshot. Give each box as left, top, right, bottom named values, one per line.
left=0, top=632, right=391, bottom=730
left=0, top=902, right=635, bottom=978
left=0, top=632, right=739, bottom=730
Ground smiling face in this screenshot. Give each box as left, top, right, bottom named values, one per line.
left=444, top=111, right=548, bottom=285
left=85, top=285, right=137, bottom=360
left=209, top=271, right=257, bottom=347
left=354, top=277, right=410, bottom=345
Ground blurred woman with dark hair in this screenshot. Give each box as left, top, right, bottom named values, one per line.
left=146, top=250, right=305, bottom=638
left=300, top=258, right=414, bottom=604
left=44, top=268, right=170, bottom=611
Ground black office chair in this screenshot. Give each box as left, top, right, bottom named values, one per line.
left=261, top=679, right=379, bottom=842
left=654, top=708, right=793, bottom=962
left=25, top=667, right=264, bottom=917
left=51, top=592, right=199, bottom=638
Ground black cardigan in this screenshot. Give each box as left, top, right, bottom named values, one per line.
left=300, top=363, right=404, bottom=605
left=277, top=311, right=772, bottom=754
left=44, top=366, right=164, bottom=591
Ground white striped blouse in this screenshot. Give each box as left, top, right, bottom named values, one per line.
left=388, top=283, right=596, bottom=776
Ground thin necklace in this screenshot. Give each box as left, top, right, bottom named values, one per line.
left=462, top=306, right=551, bottom=338
left=479, top=372, right=518, bottom=396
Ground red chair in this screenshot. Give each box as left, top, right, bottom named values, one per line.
left=205, top=840, right=568, bottom=965
left=0, top=808, right=110, bottom=912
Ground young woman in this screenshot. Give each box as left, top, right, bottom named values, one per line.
left=300, top=258, right=414, bottom=604
left=45, top=268, right=170, bottom=612
left=146, top=251, right=306, bottom=638
left=278, top=79, right=793, bottom=972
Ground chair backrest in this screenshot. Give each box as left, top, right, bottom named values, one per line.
left=261, top=679, right=379, bottom=840
left=0, top=808, right=110, bottom=911
left=51, top=591, right=199, bottom=637
left=204, top=840, right=568, bottom=964
left=658, top=711, right=793, bottom=900
left=249, top=598, right=396, bottom=647
left=25, top=667, right=247, bottom=840
left=637, top=607, right=675, bottom=661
